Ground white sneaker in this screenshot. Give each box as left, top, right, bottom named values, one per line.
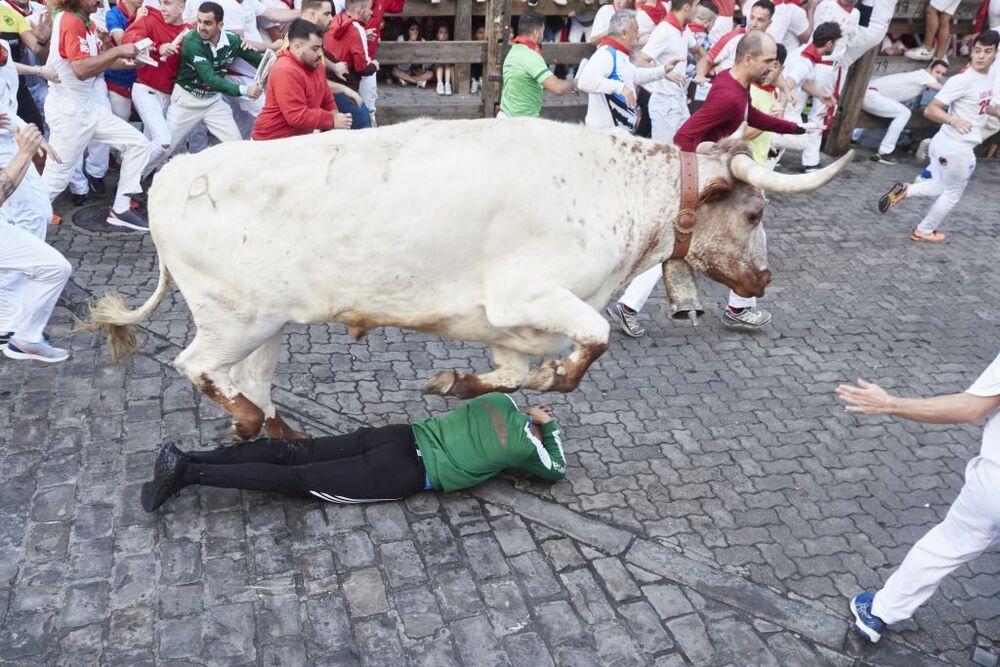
left=398, top=78, right=408, bottom=86
left=904, top=46, right=934, bottom=61
left=436, top=81, right=445, bottom=95
left=916, top=138, right=930, bottom=162
left=444, top=82, right=452, bottom=95
left=470, top=79, right=479, bottom=94
left=416, top=80, right=427, bottom=89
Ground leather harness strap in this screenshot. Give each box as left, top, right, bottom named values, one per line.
left=670, top=151, right=699, bottom=260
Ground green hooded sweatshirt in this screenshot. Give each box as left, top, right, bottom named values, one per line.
left=412, top=393, right=566, bottom=492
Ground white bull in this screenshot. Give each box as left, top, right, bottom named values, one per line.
left=82, top=118, right=851, bottom=440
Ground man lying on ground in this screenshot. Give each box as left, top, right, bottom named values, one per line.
left=141, top=393, right=567, bottom=511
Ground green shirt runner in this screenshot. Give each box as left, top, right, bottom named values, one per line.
left=412, top=393, right=566, bottom=492
left=499, top=43, right=552, bottom=117
left=175, top=29, right=263, bottom=98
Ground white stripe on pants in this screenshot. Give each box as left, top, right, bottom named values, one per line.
left=132, top=83, right=172, bottom=175
left=862, top=89, right=911, bottom=155
left=619, top=265, right=661, bottom=312
left=0, top=220, right=71, bottom=342
left=906, top=133, right=975, bottom=234
left=165, top=87, right=241, bottom=160
left=43, top=98, right=151, bottom=209
left=648, top=92, right=689, bottom=145
left=872, top=456, right=1000, bottom=624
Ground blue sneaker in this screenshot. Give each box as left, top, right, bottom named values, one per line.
left=3, top=339, right=69, bottom=363
left=851, top=591, right=885, bottom=643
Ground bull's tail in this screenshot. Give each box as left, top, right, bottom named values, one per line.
left=75, top=261, right=172, bottom=363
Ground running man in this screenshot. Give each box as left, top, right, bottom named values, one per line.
left=878, top=30, right=1000, bottom=243
left=840, top=350, right=1000, bottom=643
left=141, top=393, right=566, bottom=511
left=863, top=60, right=948, bottom=165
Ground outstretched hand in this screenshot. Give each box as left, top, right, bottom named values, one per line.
left=835, top=379, right=892, bottom=415
left=526, top=405, right=554, bottom=425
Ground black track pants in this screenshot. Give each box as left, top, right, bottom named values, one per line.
left=184, top=424, right=427, bottom=503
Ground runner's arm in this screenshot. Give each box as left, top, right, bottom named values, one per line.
left=837, top=380, right=1000, bottom=424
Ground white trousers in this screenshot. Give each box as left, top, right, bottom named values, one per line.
left=845, top=0, right=897, bottom=66
left=225, top=74, right=264, bottom=139
left=728, top=291, right=756, bottom=309
left=907, top=133, right=975, bottom=234
left=649, top=92, right=689, bottom=145
left=862, top=89, right=911, bottom=155
left=991, top=0, right=1000, bottom=28
left=360, top=74, right=377, bottom=113
left=804, top=63, right=840, bottom=166
left=0, top=219, right=71, bottom=342
left=132, top=83, right=172, bottom=174
left=619, top=265, right=661, bottom=312
left=43, top=96, right=151, bottom=210
left=165, top=87, right=241, bottom=161
left=77, top=80, right=132, bottom=183
left=872, top=457, right=1000, bottom=624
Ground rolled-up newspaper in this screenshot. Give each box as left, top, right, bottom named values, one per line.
left=254, top=49, right=278, bottom=87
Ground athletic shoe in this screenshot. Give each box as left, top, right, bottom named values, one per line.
left=904, top=46, right=934, bottom=61
left=416, top=80, right=427, bottom=88
left=721, top=307, right=772, bottom=330
left=87, top=174, right=106, bottom=194
left=878, top=182, right=908, bottom=213
left=3, top=339, right=69, bottom=363
left=850, top=592, right=885, bottom=643
left=606, top=302, right=646, bottom=337
left=444, top=82, right=453, bottom=96
left=915, top=138, right=930, bottom=162
left=801, top=163, right=820, bottom=173
left=870, top=153, right=896, bottom=165
left=0, top=331, right=50, bottom=344
left=70, top=193, right=88, bottom=206
left=141, top=442, right=190, bottom=512
left=436, top=81, right=445, bottom=95
left=106, top=209, right=149, bottom=232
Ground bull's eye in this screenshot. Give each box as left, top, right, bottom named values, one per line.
left=746, top=212, right=761, bottom=226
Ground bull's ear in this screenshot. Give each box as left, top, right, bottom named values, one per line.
left=697, top=178, right=732, bottom=205
left=695, top=141, right=716, bottom=154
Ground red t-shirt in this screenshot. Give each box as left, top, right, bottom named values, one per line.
left=252, top=50, right=336, bottom=140
left=674, top=69, right=801, bottom=151
left=122, top=9, right=188, bottom=95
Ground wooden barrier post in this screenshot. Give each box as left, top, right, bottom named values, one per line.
left=483, top=0, right=511, bottom=117
left=455, top=0, right=473, bottom=94
left=825, top=47, right=878, bottom=156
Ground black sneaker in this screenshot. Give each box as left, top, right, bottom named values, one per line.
left=87, top=174, right=106, bottom=194
left=878, top=182, right=908, bottom=213
left=606, top=302, right=646, bottom=337
left=106, top=208, right=149, bottom=232
left=870, top=153, right=896, bottom=165
left=141, top=443, right=190, bottom=512
left=70, top=193, right=88, bottom=206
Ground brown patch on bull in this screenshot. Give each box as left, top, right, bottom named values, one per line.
left=698, top=178, right=733, bottom=205
left=346, top=325, right=367, bottom=340
left=264, top=414, right=309, bottom=440
left=198, top=376, right=265, bottom=440
left=525, top=341, right=609, bottom=393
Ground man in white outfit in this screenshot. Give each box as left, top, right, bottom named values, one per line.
left=877, top=30, right=999, bottom=243
left=638, top=0, right=707, bottom=145
left=578, top=10, right=679, bottom=135
left=840, top=349, right=1000, bottom=643
left=41, top=0, right=151, bottom=231
left=863, top=59, right=947, bottom=164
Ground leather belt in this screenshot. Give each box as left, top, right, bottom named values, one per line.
left=670, top=151, right=699, bottom=260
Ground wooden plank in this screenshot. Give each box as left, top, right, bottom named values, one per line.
left=541, top=41, right=595, bottom=64
left=379, top=103, right=484, bottom=124
left=868, top=54, right=968, bottom=77
left=483, top=0, right=511, bottom=117
left=455, top=0, right=473, bottom=94
left=376, top=41, right=485, bottom=63
left=826, top=47, right=879, bottom=155
left=888, top=0, right=983, bottom=22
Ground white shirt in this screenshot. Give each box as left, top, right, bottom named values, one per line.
left=812, top=0, right=859, bottom=65
left=868, top=69, right=937, bottom=102
left=184, top=0, right=266, bottom=42
left=967, top=351, right=1000, bottom=466
left=783, top=44, right=820, bottom=88
left=708, top=28, right=743, bottom=72
left=642, top=19, right=694, bottom=97
left=578, top=44, right=666, bottom=133
left=741, top=0, right=807, bottom=47
left=592, top=4, right=615, bottom=39
left=935, top=67, right=994, bottom=146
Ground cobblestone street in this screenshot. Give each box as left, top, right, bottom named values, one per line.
left=2, top=153, right=999, bottom=666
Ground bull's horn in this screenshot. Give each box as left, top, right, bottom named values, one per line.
left=730, top=150, right=855, bottom=193
left=695, top=141, right=716, bottom=154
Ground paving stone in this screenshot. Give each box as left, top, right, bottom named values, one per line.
left=766, top=632, right=825, bottom=666
left=594, top=621, right=644, bottom=667
left=593, top=557, right=642, bottom=602
left=59, top=623, right=104, bottom=665
left=342, top=567, right=389, bottom=617
left=0, top=609, right=58, bottom=659
left=157, top=616, right=203, bottom=660
left=490, top=515, right=535, bottom=556
left=481, top=579, right=531, bottom=637
left=709, top=618, right=781, bottom=667
left=561, top=568, right=615, bottom=624
left=464, top=534, right=512, bottom=580
left=504, top=632, right=554, bottom=667
left=108, top=607, right=155, bottom=652
left=62, top=581, right=109, bottom=628
left=620, top=600, right=675, bottom=654
left=434, top=568, right=484, bottom=620
left=510, top=551, right=563, bottom=599
left=643, top=584, right=695, bottom=620
left=160, top=539, right=202, bottom=585
left=412, top=517, right=462, bottom=567
left=332, top=530, right=376, bottom=570
left=408, top=634, right=463, bottom=667
left=542, top=538, right=587, bottom=572
left=451, top=614, right=508, bottom=667
left=532, top=600, right=585, bottom=646
left=204, top=601, right=256, bottom=662
left=393, top=588, right=444, bottom=639
left=379, top=539, right=427, bottom=587
left=354, top=616, right=406, bottom=667
left=365, top=503, right=410, bottom=542
left=666, top=614, right=715, bottom=665
left=304, top=593, right=353, bottom=651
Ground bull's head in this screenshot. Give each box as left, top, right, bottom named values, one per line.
left=681, top=138, right=853, bottom=299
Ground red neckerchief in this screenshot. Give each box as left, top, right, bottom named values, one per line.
left=752, top=82, right=777, bottom=93
left=801, top=43, right=825, bottom=63
left=599, top=36, right=632, bottom=56
left=662, top=11, right=684, bottom=31
left=638, top=3, right=668, bottom=25
left=1, top=0, right=30, bottom=16
left=836, top=0, right=854, bottom=12
left=688, top=21, right=707, bottom=33
left=512, top=36, right=542, bottom=53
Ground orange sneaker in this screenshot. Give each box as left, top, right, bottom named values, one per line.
left=911, top=230, right=946, bottom=243
left=50, top=214, right=62, bottom=225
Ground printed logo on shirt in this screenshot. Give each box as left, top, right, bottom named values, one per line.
left=2, top=15, right=13, bottom=26
left=193, top=55, right=206, bottom=62
left=77, top=34, right=92, bottom=55
left=978, top=91, right=993, bottom=115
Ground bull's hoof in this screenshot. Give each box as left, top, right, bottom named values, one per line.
left=229, top=422, right=261, bottom=442
left=264, top=414, right=309, bottom=440
left=423, top=371, right=456, bottom=396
